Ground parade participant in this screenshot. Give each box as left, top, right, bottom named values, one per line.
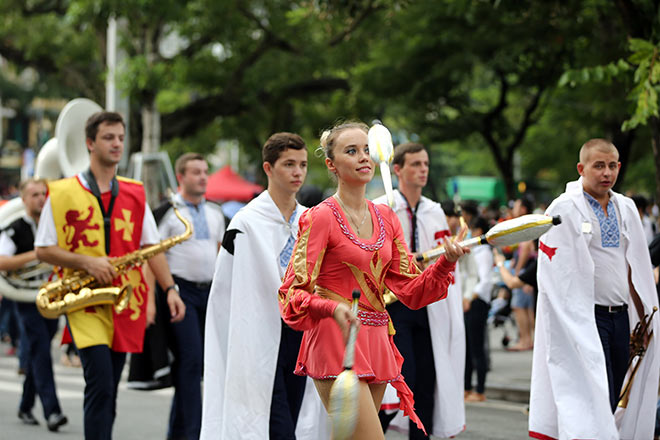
left=375, top=142, right=465, bottom=439
left=34, top=111, right=186, bottom=440
left=462, top=216, right=493, bottom=403
left=156, top=152, right=224, bottom=440
left=0, top=178, right=68, bottom=431
left=529, top=138, right=660, bottom=440
left=278, top=122, right=469, bottom=438
left=202, top=132, right=328, bottom=440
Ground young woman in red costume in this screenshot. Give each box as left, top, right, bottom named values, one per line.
left=278, top=122, right=468, bottom=439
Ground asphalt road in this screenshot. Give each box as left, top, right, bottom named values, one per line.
left=0, top=340, right=530, bottom=440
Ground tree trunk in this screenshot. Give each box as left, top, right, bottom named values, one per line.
left=650, top=116, right=660, bottom=206
left=141, top=98, right=162, bottom=208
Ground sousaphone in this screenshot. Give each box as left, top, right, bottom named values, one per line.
left=0, top=98, right=102, bottom=302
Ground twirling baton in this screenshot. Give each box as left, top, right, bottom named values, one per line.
left=328, top=290, right=361, bottom=440
left=417, top=214, right=562, bottom=263
left=368, top=121, right=395, bottom=207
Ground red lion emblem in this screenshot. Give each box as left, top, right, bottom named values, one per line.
left=63, top=206, right=100, bottom=251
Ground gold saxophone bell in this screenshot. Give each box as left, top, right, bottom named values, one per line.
left=36, top=200, right=192, bottom=319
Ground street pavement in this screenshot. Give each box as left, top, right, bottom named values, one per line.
left=0, top=324, right=532, bottom=439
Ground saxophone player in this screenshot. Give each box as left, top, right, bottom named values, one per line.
left=0, top=178, right=68, bottom=431
left=34, top=111, right=186, bottom=440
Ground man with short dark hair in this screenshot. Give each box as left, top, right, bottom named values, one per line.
left=0, top=178, right=68, bottom=431
left=157, top=152, right=225, bottom=440
left=375, top=142, right=466, bottom=439
left=202, top=132, right=328, bottom=440
left=530, top=138, right=660, bottom=439
left=35, top=111, right=186, bottom=440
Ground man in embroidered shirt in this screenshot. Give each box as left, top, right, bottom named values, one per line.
left=157, top=152, right=225, bottom=440
left=529, top=138, right=659, bottom=439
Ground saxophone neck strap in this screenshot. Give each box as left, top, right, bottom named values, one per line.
left=83, top=168, right=119, bottom=256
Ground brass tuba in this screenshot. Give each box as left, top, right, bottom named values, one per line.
left=36, top=200, right=192, bottom=319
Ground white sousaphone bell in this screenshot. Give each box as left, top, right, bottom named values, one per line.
left=0, top=98, right=102, bottom=302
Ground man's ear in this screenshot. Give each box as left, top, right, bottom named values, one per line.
left=577, top=162, right=584, bottom=176
left=393, top=163, right=402, bottom=178
left=263, top=161, right=272, bottom=177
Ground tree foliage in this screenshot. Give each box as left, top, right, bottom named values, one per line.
left=1, top=0, right=659, bottom=202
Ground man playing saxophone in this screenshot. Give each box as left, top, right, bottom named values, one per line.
left=34, top=111, right=186, bottom=440
left=0, top=178, right=68, bottom=431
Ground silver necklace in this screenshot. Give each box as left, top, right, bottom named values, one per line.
left=334, top=193, right=368, bottom=235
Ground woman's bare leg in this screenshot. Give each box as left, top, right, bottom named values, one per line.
left=313, top=379, right=386, bottom=440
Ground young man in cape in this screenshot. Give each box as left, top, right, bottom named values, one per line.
left=529, top=138, right=660, bottom=440
left=0, top=178, right=68, bottom=431
left=35, top=111, right=186, bottom=440
left=201, top=132, right=328, bottom=440
left=375, top=142, right=466, bottom=439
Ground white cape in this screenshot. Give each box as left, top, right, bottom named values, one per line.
left=200, top=191, right=329, bottom=440
left=375, top=190, right=466, bottom=438
left=530, top=178, right=660, bottom=440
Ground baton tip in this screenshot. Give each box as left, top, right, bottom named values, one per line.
left=552, top=215, right=562, bottom=225
left=352, top=290, right=361, bottom=300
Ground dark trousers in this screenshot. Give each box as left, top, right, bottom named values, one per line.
left=464, top=298, right=489, bottom=394
left=269, top=323, right=307, bottom=440
left=380, top=302, right=435, bottom=440
left=15, top=302, right=61, bottom=418
left=0, top=298, right=19, bottom=347
left=595, top=307, right=630, bottom=412
left=168, top=276, right=209, bottom=440
left=78, top=344, right=126, bottom=440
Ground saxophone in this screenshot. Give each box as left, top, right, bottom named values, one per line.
left=36, top=201, right=192, bottom=319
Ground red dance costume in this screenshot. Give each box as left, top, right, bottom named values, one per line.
left=279, top=197, right=455, bottom=432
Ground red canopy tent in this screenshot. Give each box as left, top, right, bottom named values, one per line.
left=205, top=165, right=263, bottom=202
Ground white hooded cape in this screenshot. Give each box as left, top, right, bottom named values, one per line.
left=200, top=191, right=329, bottom=440
left=375, top=190, right=466, bottom=438
left=529, top=178, right=660, bottom=440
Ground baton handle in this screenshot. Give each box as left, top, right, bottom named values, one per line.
left=343, top=290, right=361, bottom=370
left=417, top=235, right=487, bottom=262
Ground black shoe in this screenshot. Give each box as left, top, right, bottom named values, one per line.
left=47, top=413, right=68, bottom=432
left=18, top=410, right=39, bottom=425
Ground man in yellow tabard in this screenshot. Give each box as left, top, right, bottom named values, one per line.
left=35, top=111, right=186, bottom=440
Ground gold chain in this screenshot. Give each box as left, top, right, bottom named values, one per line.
left=334, top=193, right=368, bottom=235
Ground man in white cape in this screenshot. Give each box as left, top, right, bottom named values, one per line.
left=200, top=133, right=328, bottom=440
left=375, top=142, right=466, bottom=439
left=529, top=139, right=660, bottom=440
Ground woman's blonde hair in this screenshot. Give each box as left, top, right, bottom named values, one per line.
left=319, top=121, right=368, bottom=160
